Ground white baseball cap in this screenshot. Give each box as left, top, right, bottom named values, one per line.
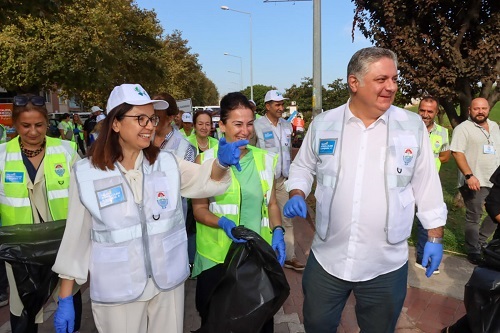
left=90, top=106, right=103, bottom=113
left=264, top=90, right=288, bottom=103
left=106, top=84, right=169, bottom=113
left=182, top=113, right=193, bottom=123
left=96, top=114, right=106, bottom=123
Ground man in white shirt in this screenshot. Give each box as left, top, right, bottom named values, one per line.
left=253, top=90, right=305, bottom=271
left=450, top=98, right=500, bottom=265
left=283, top=47, right=447, bottom=333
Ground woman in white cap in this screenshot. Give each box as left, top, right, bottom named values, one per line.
left=88, top=114, right=105, bottom=145
left=52, top=83, right=247, bottom=333
left=179, top=112, right=194, bottom=137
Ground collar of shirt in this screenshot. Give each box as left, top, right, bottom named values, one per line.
left=345, top=104, right=389, bottom=129
left=116, top=150, right=144, bottom=204
left=159, top=129, right=175, bottom=150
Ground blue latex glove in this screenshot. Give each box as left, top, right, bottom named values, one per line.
left=218, top=217, right=246, bottom=243
left=283, top=195, right=307, bottom=218
left=272, top=228, right=286, bottom=266
left=217, top=137, right=249, bottom=172
left=73, top=128, right=80, bottom=134
left=422, top=242, right=443, bottom=278
left=54, top=295, right=75, bottom=333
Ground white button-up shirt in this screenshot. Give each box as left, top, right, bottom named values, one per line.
left=287, top=105, right=445, bottom=282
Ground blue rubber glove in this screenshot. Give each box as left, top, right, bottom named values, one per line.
left=218, top=217, right=246, bottom=243
left=272, top=227, right=286, bottom=266
left=217, top=137, right=249, bottom=172
left=283, top=195, right=307, bottom=218
left=73, top=128, right=80, bottom=134
left=422, top=242, right=443, bottom=278
left=54, top=295, right=75, bottom=333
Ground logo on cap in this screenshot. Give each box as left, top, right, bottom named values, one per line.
left=135, top=86, right=146, bottom=96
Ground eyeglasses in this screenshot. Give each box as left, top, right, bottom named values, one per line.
left=13, top=95, right=46, bottom=107
left=122, top=114, right=160, bottom=127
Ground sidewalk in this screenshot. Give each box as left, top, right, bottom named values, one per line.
left=0, top=214, right=474, bottom=333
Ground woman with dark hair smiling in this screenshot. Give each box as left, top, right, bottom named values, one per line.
left=52, top=84, right=246, bottom=333
left=187, top=110, right=219, bottom=154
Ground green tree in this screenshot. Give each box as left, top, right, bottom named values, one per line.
left=241, top=84, right=275, bottom=115
left=352, top=0, right=500, bottom=127
left=323, top=78, right=350, bottom=110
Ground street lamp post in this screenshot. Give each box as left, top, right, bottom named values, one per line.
left=224, top=53, right=243, bottom=91
left=227, top=71, right=243, bottom=90
left=221, top=6, right=253, bottom=101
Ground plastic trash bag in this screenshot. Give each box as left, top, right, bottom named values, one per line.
left=196, top=226, right=290, bottom=333
left=483, top=238, right=500, bottom=271
left=463, top=266, right=500, bottom=333
left=0, top=220, right=66, bottom=333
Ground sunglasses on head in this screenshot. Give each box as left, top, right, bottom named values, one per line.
left=13, top=95, right=46, bottom=107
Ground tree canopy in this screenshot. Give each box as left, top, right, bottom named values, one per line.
left=0, top=0, right=218, bottom=109
left=352, top=0, right=500, bottom=127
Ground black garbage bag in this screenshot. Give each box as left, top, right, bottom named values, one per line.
left=483, top=239, right=500, bottom=271
left=0, top=220, right=66, bottom=333
left=463, top=266, right=500, bottom=333
left=196, top=226, right=290, bottom=333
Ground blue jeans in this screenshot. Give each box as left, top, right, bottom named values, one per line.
left=303, top=252, right=408, bottom=333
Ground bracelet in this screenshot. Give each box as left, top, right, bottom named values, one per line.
left=428, top=237, right=443, bottom=244
left=272, top=226, right=285, bottom=234
left=215, top=159, right=229, bottom=170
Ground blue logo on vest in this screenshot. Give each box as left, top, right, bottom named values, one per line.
left=54, top=164, right=65, bottom=177
left=318, top=139, right=336, bottom=155
left=264, top=131, right=274, bottom=140
left=403, top=148, right=414, bottom=165
left=157, top=191, right=168, bottom=209
left=4, top=171, right=24, bottom=183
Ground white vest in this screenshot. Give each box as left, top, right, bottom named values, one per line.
left=311, top=104, right=425, bottom=244
left=254, top=116, right=292, bottom=178
left=162, top=129, right=190, bottom=159
left=74, top=152, right=189, bottom=303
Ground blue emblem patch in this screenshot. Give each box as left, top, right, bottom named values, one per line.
left=54, top=164, right=65, bottom=177
left=263, top=131, right=274, bottom=140
left=4, top=171, right=24, bottom=183
left=157, top=191, right=168, bottom=209
left=403, top=148, right=414, bottom=165
left=318, top=139, right=337, bottom=155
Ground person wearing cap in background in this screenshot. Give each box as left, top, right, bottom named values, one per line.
left=83, top=106, right=103, bottom=146
left=252, top=90, right=305, bottom=271
left=58, top=113, right=74, bottom=141
left=52, top=83, right=247, bottom=333
left=180, top=112, right=194, bottom=137
left=88, top=114, right=106, bottom=146
left=151, top=92, right=197, bottom=272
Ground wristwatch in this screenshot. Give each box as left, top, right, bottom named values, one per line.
left=428, top=237, right=443, bottom=244
left=465, top=174, right=473, bottom=180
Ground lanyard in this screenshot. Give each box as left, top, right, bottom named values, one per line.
left=470, top=120, right=491, bottom=144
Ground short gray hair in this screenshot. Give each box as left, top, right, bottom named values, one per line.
left=347, top=47, right=398, bottom=92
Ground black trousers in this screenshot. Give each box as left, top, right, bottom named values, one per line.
left=10, top=289, right=82, bottom=333
left=195, top=264, right=273, bottom=333
left=0, top=260, right=8, bottom=293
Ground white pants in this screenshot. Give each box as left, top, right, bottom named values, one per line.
left=92, top=283, right=184, bottom=333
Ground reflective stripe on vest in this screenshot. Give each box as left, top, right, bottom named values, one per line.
left=196, top=145, right=277, bottom=263
left=0, top=136, right=76, bottom=226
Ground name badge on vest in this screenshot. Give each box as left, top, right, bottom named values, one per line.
left=4, top=171, right=24, bottom=183
left=264, top=131, right=274, bottom=141
left=318, top=138, right=337, bottom=155
left=484, top=145, right=495, bottom=154
left=96, top=184, right=126, bottom=209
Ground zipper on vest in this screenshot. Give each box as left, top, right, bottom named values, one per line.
left=138, top=203, right=153, bottom=278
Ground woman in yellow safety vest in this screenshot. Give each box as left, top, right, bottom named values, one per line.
left=52, top=84, right=245, bottom=333
left=192, top=92, right=285, bottom=333
left=0, top=94, right=81, bottom=333
left=187, top=110, right=219, bottom=154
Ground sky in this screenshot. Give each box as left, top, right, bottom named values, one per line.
left=135, top=0, right=373, bottom=99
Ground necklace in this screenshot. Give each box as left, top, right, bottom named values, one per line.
left=197, top=138, right=209, bottom=150
left=19, top=138, right=46, bottom=157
